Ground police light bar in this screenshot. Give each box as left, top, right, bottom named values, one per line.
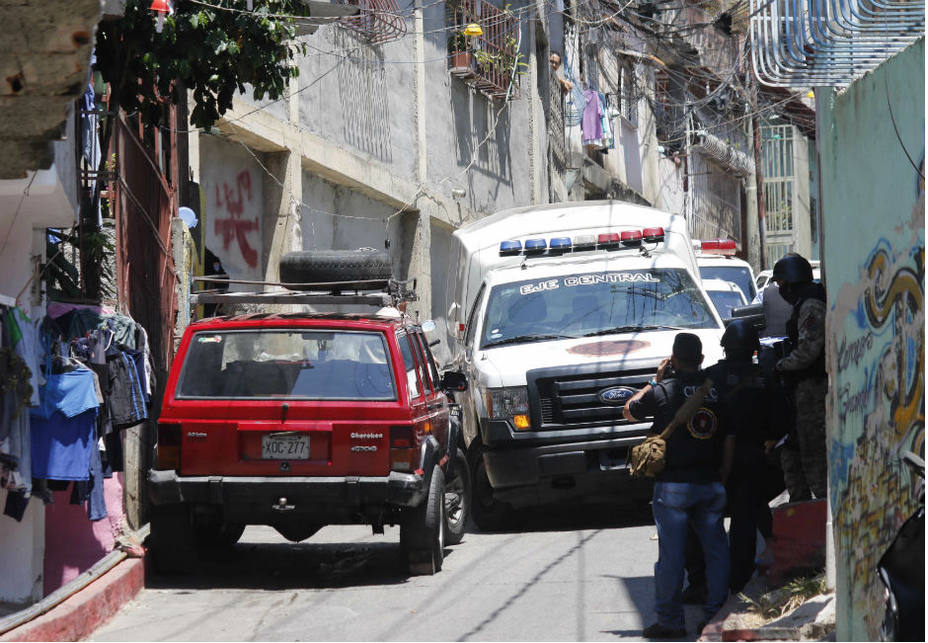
left=573, top=234, right=596, bottom=249
left=597, top=233, right=620, bottom=248
left=642, top=227, right=665, bottom=243
left=701, top=239, right=737, bottom=255
left=499, top=240, right=522, bottom=255
left=549, top=237, right=572, bottom=251
left=620, top=230, right=642, bottom=247
left=524, top=238, right=547, bottom=253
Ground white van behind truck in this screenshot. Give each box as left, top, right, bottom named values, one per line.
left=443, top=201, right=726, bottom=529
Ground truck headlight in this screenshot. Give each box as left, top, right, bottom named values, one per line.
left=483, top=386, right=531, bottom=430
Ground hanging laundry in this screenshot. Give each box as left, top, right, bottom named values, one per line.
left=30, top=357, right=99, bottom=481
left=581, top=88, right=605, bottom=148
left=105, top=346, right=148, bottom=429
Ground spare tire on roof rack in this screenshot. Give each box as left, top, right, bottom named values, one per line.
left=279, top=248, right=393, bottom=291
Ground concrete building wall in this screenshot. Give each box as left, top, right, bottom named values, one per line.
left=198, top=134, right=266, bottom=285
left=818, top=38, right=924, bottom=641
left=0, top=124, right=81, bottom=604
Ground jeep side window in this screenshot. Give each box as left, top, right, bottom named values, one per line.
left=418, top=332, right=442, bottom=388
left=410, top=332, right=434, bottom=393
left=464, top=283, right=486, bottom=347
left=397, top=332, right=422, bottom=398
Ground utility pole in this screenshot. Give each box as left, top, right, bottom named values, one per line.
left=750, top=78, right=768, bottom=271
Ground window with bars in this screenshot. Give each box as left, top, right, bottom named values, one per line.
left=446, top=0, right=521, bottom=100
left=620, top=60, right=637, bottom=126
left=762, top=124, right=794, bottom=235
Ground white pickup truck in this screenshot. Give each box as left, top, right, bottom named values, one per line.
left=443, top=201, right=726, bottom=528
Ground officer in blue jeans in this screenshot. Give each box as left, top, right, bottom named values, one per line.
left=624, top=333, right=735, bottom=639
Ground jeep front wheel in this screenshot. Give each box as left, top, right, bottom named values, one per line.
left=444, top=450, right=471, bottom=545
left=400, top=465, right=445, bottom=575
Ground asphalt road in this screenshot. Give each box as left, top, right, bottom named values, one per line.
left=90, top=505, right=708, bottom=641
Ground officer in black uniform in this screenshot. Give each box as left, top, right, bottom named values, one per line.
left=712, top=320, right=785, bottom=591
left=772, top=254, right=827, bottom=500
left=682, top=321, right=786, bottom=597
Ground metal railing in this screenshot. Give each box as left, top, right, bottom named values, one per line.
left=750, top=0, right=925, bottom=87
left=447, top=0, right=520, bottom=99
left=338, top=0, right=407, bottom=44
left=548, top=66, right=567, bottom=167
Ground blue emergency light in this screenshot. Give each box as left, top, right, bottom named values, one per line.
left=549, top=237, right=572, bottom=251
left=499, top=240, right=522, bottom=255
left=524, top=238, right=547, bottom=253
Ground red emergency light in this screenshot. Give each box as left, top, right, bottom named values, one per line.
left=642, top=227, right=665, bottom=243
left=620, top=230, right=642, bottom=247
left=701, top=238, right=737, bottom=255
left=597, top=233, right=620, bottom=247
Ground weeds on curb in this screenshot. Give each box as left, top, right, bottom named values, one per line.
left=738, top=572, right=828, bottom=621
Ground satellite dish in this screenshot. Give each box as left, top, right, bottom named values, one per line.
left=178, top=206, right=198, bottom=228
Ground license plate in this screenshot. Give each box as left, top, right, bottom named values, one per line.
left=261, top=434, right=310, bottom=460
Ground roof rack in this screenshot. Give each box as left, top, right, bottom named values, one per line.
left=189, top=277, right=416, bottom=309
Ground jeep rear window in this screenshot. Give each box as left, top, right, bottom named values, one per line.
left=480, top=268, right=719, bottom=349
left=176, top=330, right=396, bottom=400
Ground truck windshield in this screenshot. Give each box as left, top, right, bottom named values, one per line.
left=176, top=330, right=396, bottom=400
left=480, top=268, right=718, bottom=349
left=707, top=290, right=746, bottom=319
left=699, top=266, right=756, bottom=302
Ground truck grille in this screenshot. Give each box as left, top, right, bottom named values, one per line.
left=530, top=366, right=654, bottom=430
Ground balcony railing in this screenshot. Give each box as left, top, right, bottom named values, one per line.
left=447, top=0, right=520, bottom=99
left=547, top=67, right=567, bottom=167
left=338, top=0, right=407, bottom=44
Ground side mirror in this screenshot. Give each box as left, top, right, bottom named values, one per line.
left=440, top=371, right=468, bottom=392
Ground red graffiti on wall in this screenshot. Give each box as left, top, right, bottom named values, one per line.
left=214, top=170, right=259, bottom=267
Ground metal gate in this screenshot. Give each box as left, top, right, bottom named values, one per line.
left=762, top=124, right=795, bottom=262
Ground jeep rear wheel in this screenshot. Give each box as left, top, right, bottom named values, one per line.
left=149, top=504, right=196, bottom=574
left=469, top=446, right=513, bottom=532
left=400, top=465, right=445, bottom=575
left=444, top=450, right=471, bottom=545
left=194, top=521, right=245, bottom=549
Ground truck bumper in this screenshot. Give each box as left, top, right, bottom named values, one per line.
left=481, top=433, right=653, bottom=505
left=148, top=469, right=426, bottom=522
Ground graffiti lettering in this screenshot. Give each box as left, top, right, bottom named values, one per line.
left=836, top=333, right=874, bottom=371
left=214, top=170, right=259, bottom=268
left=838, top=384, right=870, bottom=422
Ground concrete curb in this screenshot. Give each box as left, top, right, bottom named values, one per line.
left=0, top=558, right=144, bottom=642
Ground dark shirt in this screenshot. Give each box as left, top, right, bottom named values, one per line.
left=705, top=359, right=785, bottom=472
left=627, top=370, right=731, bottom=483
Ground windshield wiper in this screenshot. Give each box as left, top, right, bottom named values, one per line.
left=581, top=325, right=686, bottom=337
left=483, top=334, right=576, bottom=348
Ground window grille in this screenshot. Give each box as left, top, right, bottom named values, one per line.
left=762, top=124, right=794, bottom=236
left=548, top=66, right=567, bottom=167
left=446, top=0, right=521, bottom=100
left=620, top=61, right=637, bottom=126
left=338, top=0, right=407, bottom=45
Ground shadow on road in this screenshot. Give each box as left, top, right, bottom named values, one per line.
left=144, top=539, right=434, bottom=591
left=472, top=500, right=654, bottom=535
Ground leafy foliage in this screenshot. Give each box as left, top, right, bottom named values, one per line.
left=94, top=0, right=312, bottom=128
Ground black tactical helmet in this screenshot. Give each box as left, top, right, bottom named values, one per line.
left=772, top=253, right=813, bottom=285
left=721, top=319, right=761, bottom=354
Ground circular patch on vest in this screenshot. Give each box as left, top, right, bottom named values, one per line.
left=687, top=407, right=718, bottom=439
left=567, top=339, right=650, bottom=356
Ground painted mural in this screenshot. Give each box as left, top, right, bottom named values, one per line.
left=827, top=192, right=924, bottom=638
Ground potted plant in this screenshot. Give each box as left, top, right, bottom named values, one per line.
left=449, top=31, right=474, bottom=76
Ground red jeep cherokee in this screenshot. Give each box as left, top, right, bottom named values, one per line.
left=148, top=312, right=470, bottom=575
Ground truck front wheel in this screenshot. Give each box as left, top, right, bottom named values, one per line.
left=468, top=445, right=513, bottom=532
